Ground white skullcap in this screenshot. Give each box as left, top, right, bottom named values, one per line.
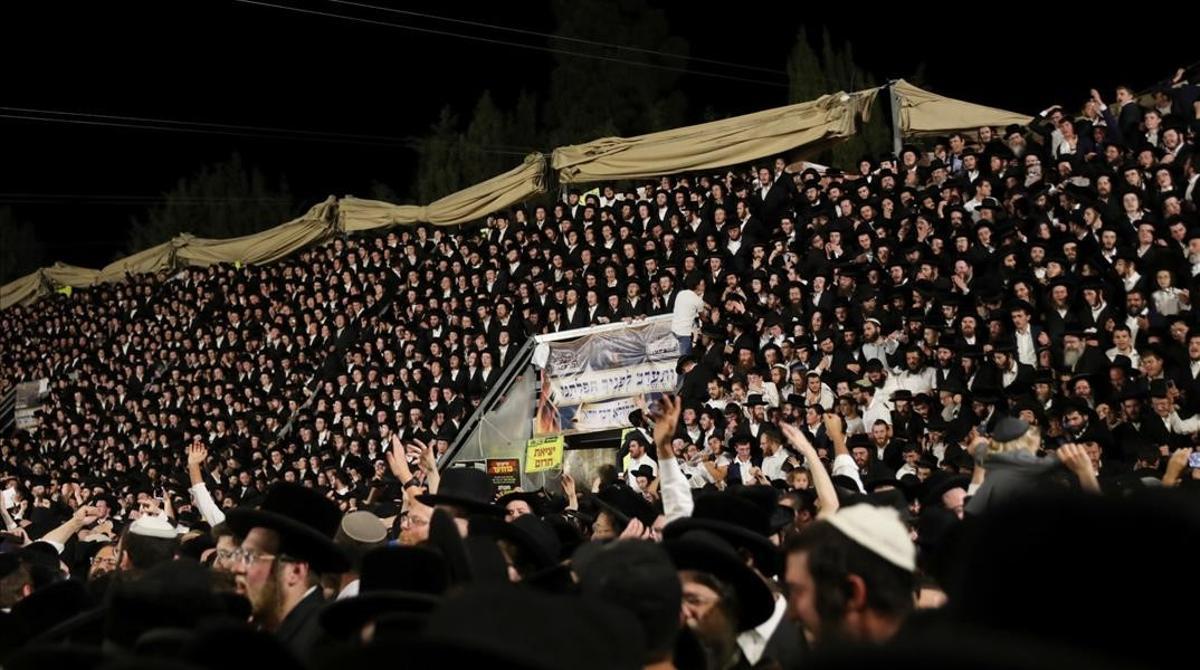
left=826, top=504, right=916, bottom=572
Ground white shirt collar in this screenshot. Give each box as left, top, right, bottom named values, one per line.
left=336, top=579, right=361, bottom=600
left=737, top=596, right=788, bottom=665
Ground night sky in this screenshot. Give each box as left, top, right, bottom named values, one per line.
left=2, top=1, right=1191, bottom=270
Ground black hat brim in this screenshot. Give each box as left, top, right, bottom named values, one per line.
left=415, top=493, right=501, bottom=516
left=469, top=516, right=558, bottom=571
left=663, top=517, right=778, bottom=578
left=319, top=591, right=441, bottom=638
left=225, top=508, right=350, bottom=574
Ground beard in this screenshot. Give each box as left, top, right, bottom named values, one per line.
left=1063, top=347, right=1082, bottom=368
left=244, top=567, right=286, bottom=630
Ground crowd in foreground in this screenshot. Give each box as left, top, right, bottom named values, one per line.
left=3, top=72, right=1200, bottom=668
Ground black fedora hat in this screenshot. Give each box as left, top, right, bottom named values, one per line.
left=495, top=490, right=547, bottom=517
left=225, top=483, right=350, bottom=573
left=2, top=579, right=93, bottom=650
left=675, top=354, right=700, bottom=375
left=664, top=529, right=776, bottom=631
left=470, top=514, right=563, bottom=573
left=319, top=546, right=446, bottom=638
left=730, top=485, right=794, bottom=534
left=393, top=584, right=646, bottom=670
left=920, top=473, right=970, bottom=509
left=417, top=467, right=501, bottom=516
left=592, top=484, right=659, bottom=528
left=662, top=492, right=778, bottom=576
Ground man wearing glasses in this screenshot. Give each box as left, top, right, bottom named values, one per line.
left=226, top=483, right=350, bottom=657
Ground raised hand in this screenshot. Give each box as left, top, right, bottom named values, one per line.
left=618, top=517, right=652, bottom=541
left=1057, top=443, right=1100, bottom=493
left=780, top=421, right=814, bottom=454
left=73, top=505, right=101, bottom=527
left=418, top=444, right=438, bottom=474
left=822, top=412, right=844, bottom=441
left=187, top=443, right=208, bottom=468
left=650, top=394, right=683, bottom=458
left=386, top=434, right=413, bottom=481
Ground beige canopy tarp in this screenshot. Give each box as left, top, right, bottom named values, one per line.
left=177, top=197, right=338, bottom=267
left=0, top=272, right=45, bottom=310
left=340, top=153, right=547, bottom=231
left=893, top=79, right=1031, bottom=137
left=552, top=90, right=877, bottom=184
left=0, top=197, right=339, bottom=310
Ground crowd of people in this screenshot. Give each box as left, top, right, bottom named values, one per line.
left=3, top=72, right=1200, bottom=669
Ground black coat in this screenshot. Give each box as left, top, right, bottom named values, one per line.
left=679, top=364, right=713, bottom=407
left=751, top=183, right=792, bottom=227
left=562, top=304, right=590, bottom=330
left=276, top=588, right=326, bottom=659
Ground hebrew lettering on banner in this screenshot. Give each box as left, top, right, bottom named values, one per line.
left=549, top=361, right=678, bottom=406
left=533, top=317, right=681, bottom=436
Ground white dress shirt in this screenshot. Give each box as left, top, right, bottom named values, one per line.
left=737, top=596, right=788, bottom=665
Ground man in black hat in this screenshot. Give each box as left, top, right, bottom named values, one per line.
left=226, top=483, right=351, bottom=656
left=983, top=343, right=1035, bottom=395
left=677, top=353, right=712, bottom=407
left=1062, top=328, right=1110, bottom=379
left=666, top=528, right=776, bottom=669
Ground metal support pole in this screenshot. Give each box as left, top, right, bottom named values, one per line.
left=889, top=80, right=903, bottom=156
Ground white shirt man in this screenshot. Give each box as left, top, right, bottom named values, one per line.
left=672, top=289, right=705, bottom=338
left=760, top=446, right=790, bottom=483
left=862, top=389, right=892, bottom=428
left=623, top=451, right=659, bottom=490
left=1014, top=326, right=1037, bottom=367
left=681, top=457, right=715, bottom=489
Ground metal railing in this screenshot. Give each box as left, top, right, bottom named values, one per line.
left=438, top=336, right=537, bottom=471
left=0, top=386, right=16, bottom=436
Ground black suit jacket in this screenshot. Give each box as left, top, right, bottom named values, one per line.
left=679, top=364, right=713, bottom=407
left=762, top=613, right=807, bottom=669
left=736, top=216, right=768, bottom=245
left=752, top=183, right=792, bottom=227
left=1070, top=346, right=1111, bottom=379
left=562, top=305, right=589, bottom=330
left=276, top=588, right=326, bottom=659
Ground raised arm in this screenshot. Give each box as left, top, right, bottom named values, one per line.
left=650, top=394, right=695, bottom=521
left=40, top=505, right=100, bottom=553
left=186, top=442, right=226, bottom=526
left=1058, top=443, right=1101, bottom=494
left=782, top=422, right=839, bottom=516
left=417, top=441, right=441, bottom=495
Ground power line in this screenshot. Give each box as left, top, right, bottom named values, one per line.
left=0, top=193, right=298, bottom=200
left=0, top=193, right=298, bottom=206
left=0, top=109, right=534, bottom=156
left=232, top=0, right=788, bottom=89
left=0, top=199, right=295, bottom=207
left=329, top=0, right=787, bottom=77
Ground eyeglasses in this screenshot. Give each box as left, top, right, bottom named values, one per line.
left=682, top=592, right=721, bottom=608
left=229, top=547, right=282, bottom=566
left=400, top=513, right=430, bottom=528
left=91, top=556, right=117, bottom=567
